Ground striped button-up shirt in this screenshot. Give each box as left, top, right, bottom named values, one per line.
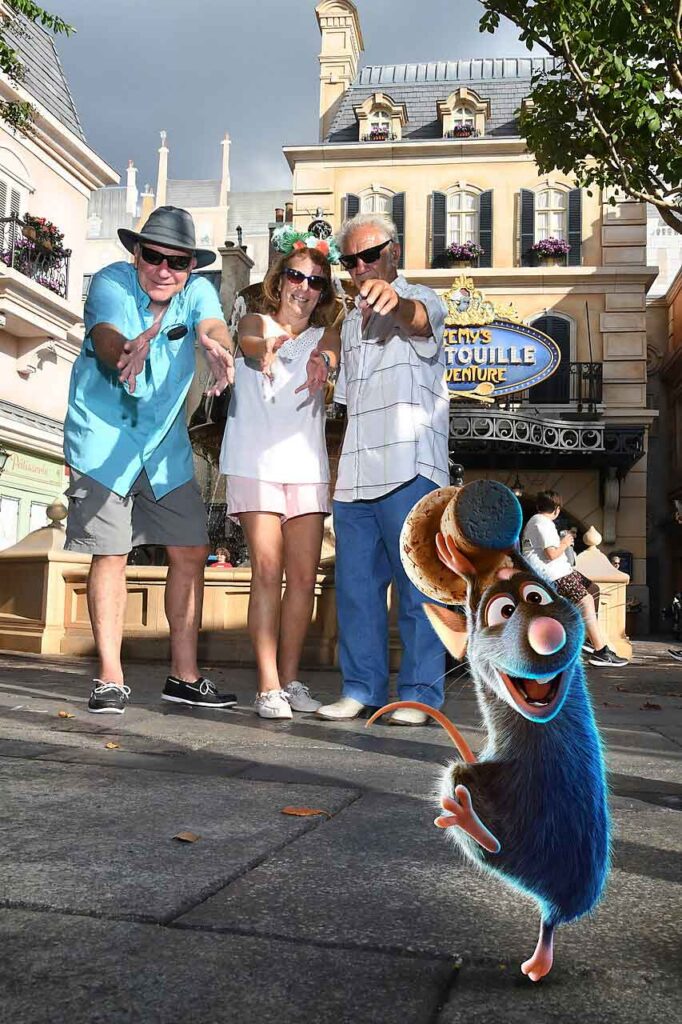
left=334, top=276, right=450, bottom=502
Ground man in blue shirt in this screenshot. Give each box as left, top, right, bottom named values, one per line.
left=64, top=206, right=237, bottom=714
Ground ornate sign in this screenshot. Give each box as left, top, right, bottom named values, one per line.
left=442, top=276, right=561, bottom=402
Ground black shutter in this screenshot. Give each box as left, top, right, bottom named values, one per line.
left=527, top=315, right=571, bottom=404
left=392, top=192, right=405, bottom=268
left=344, top=193, right=360, bottom=220
left=520, top=188, right=535, bottom=266
left=430, top=191, right=447, bottom=267
left=9, top=187, right=20, bottom=249
left=567, top=188, right=582, bottom=266
left=478, top=189, right=493, bottom=267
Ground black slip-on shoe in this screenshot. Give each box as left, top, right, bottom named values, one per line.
left=162, top=676, right=237, bottom=708
left=88, top=681, right=131, bottom=714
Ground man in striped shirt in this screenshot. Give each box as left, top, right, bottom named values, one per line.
left=317, top=214, right=449, bottom=726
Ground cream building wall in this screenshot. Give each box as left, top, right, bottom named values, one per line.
left=0, top=12, right=117, bottom=548
left=281, top=0, right=660, bottom=625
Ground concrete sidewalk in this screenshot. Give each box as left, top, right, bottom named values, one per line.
left=0, top=642, right=680, bottom=1023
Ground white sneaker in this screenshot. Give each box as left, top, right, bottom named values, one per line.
left=284, top=681, right=322, bottom=713
left=254, top=690, right=293, bottom=720
left=316, top=696, right=366, bottom=720
left=388, top=706, right=430, bottom=726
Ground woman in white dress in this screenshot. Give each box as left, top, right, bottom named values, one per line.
left=219, top=231, right=341, bottom=718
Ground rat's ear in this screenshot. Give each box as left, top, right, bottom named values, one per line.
left=423, top=604, right=468, bottom=660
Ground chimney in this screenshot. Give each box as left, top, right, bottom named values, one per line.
left=137, top=183, right=155, bottom=228
left=274, top=208, right=284, bottom=223
left=125, top=160, right=138, bottom=217
left=220, top=132, right=231, bottom=205
left=316, top=0, right=364, bottom=142
left=285, top=202, right=293, bottom=223
left=156, top=130, right=168, bottom=208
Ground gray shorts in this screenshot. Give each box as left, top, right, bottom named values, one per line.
left=64, top=469, right=209, bottom=555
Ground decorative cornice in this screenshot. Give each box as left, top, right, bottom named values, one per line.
left=284, top=137, right=527, bottom=168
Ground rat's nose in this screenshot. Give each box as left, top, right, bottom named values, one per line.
left=528, top=616, right=566, bottom=656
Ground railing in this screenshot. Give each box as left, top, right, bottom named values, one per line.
left=443, top=127, right=481, bottom=139
left=360, top=131, right=399, bottom=142
left=496, top=361, right=603, bottom=414
left=0, top=214, right=70, bottom=299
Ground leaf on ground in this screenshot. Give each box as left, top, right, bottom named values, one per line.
left=640, top=702, right=662, bottom=711
left=58, top=710, right=75, bottom=719
left=104, top=741, right=120, bottom=749
left=615, top=685, right=628, bottom=692
left=173, top=831, right=200, bottom=843
left=602, top=702, right=624, bottom=708
left=281, top=806, right=331, bottom=818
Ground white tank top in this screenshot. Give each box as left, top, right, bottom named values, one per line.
left=219, top=319, right=329, bottom=484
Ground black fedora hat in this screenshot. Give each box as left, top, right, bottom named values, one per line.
left=118, top=205, right=216, bottom=269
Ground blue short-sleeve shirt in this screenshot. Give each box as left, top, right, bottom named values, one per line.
left=64, top=262, right=224, bottom=498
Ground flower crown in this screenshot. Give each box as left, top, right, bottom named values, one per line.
left=271, top=225, right=341, bottom=265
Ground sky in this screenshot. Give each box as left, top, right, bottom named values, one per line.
left=52, top=0, right=539, bottom=194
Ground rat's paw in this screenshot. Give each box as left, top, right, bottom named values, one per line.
left=521, top=949, right=553, bottom=982
left=435, top=786, right=501, bottom=854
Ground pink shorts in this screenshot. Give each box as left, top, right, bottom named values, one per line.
left=226, top=476, right=331, bottom=523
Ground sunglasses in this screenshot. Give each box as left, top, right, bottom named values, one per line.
left=282, top=267, right=327, bottom=292
left=139, top=245, right=192, bottom=272
left=339, top=238, right=392, bottom=271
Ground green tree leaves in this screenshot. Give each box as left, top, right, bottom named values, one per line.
left=479, top=0, right=682, bottom=232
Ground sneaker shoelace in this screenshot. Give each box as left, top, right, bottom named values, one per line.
left=258, top=690, right=290, bottom=705
left=286, top=682, right=310, bottom=697
left=93, top=683, right=131, bottom=697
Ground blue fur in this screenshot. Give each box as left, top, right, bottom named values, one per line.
left=433, top=482, right=611, bottom=943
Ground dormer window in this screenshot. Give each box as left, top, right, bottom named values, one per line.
left=438, top=87, right=489, bottom=139
left=355, top=92, right=407, bottom=142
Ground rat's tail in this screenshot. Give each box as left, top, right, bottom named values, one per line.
left=366, top=701, right=477, bottom=764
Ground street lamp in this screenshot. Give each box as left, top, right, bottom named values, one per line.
left=0, top=445, right=10, bottom=476
left=511, top=473, right=524, bottom=498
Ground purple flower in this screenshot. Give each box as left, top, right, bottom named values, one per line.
left=531, top=237, right=571, bottom=257
left=445, top=241, right=485, bottom=261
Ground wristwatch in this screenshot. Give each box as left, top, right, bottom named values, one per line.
left=319, top=350, right=337, bottom=383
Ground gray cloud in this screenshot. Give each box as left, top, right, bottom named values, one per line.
left=51, top=0, right=539, bottom=191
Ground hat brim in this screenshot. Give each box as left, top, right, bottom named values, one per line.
left=117, top=228, right=216, bottom=269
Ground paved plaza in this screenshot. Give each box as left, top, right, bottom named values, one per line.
left=0, top=642, right=680, bottom=1023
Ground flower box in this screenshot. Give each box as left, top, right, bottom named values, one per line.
left=531, top=237, right=570, bottom=264
left=445, top=241, right=484, bottom=266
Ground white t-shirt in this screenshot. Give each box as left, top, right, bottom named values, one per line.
left=219, top=318, right=329, bottom=484
left=522, top=513, right=573, bottom=582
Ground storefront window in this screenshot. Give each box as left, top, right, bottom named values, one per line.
left=447, top=190, right=479, bottom=245
left=29, top=501, right=49, bottom=532
left=536, top=188, right=567, bottom=240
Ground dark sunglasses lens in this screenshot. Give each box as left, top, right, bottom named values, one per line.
left=284, top=268, right=326, bottom=292
left=284, top=268, right=305, bottom=283
left=340, top=240, right=389, bottom=270
left=141, top=246, right=191, bottom=271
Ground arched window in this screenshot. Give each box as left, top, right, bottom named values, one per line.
left=536, top=188, right=568, bottom=241
left=360, top=189, right=392, bottom=216
left=526, top=314, right=573, bottom=404
left=453, top=106, right=476, bottom=128
left=447, top=190, right=479, bottom=246
left=368, top=111, right=391, bottom=134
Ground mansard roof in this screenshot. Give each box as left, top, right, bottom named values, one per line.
left=325, top=57, right=558, bottom=142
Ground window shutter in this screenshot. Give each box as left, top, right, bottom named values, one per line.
left=478, top=189, right=493, bottom=267
left=392, top=192, right=405, bottom=268
left=8, top=187, right=20, bottom=248
left=343, top=194, right=360, bottom=220
left=520, top=188, right=535, bottom=266
left=430, top=191, right=447, bottom=267
left=567, top=188, right=582, bottom=266
left=527, top=315, right=571, bottom=404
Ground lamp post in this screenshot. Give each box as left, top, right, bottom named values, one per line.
left=511, top=473, right=524, bottom=499
left=0, top=445, right=10, bottom=476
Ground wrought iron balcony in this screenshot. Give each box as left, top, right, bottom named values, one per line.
left=448, top=407, right=645, bottom=472
left=496, top=361, right=603, bottom=414
left=360, top=131, right=399, bottom=142
left=0, top=214, right=70, bottom=299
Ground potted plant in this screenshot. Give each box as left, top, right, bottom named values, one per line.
left=22, top=214, right=65, bottom=252
left=445, top=241, right=484, bottom=267
left=368, top=124, right=390, bottom=141
left=531, top=237, right=571, bottom=266
left=448, top=123, right=478, bottom=139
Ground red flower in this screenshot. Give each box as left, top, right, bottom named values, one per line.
left=316, top=240, right=329, bottom=256
left=292, top=240, right=306, bottom=250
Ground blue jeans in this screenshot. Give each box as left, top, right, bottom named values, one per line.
left=333, top=475, right=445, bottom=709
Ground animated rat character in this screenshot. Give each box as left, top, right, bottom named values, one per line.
left=369, top=480, right=610, bottom=982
